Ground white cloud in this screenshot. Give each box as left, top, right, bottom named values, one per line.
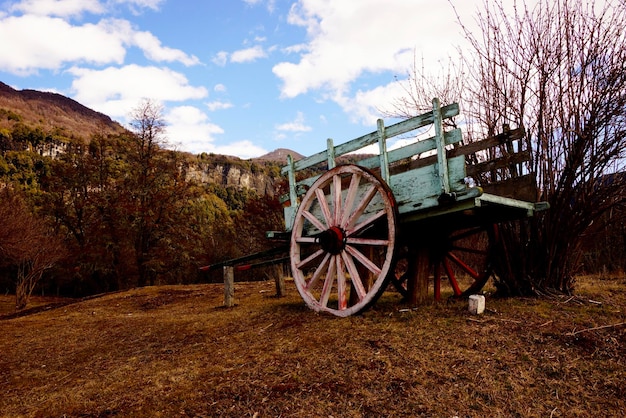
left=0, top=15, right=126, bottom=74
left=275, top=111, right=312, bottom=132
left=131, top=29, right=200, bottom=66
left=242, top=0, right=276, bottom=14
left=334, top=81, right=408, bottom=125
left=213, top=83, right=227, bottom=93
left=10, top=0, right=165, bottom=18
left=165, top=105, right=224, bottom=153
left=210, top=140, right=268, bottom=159
left=0, top=14, right=198, bottom=75
left=10, top=0, right=104, bottom=17
left=273, top=0, right=437, bottom=99
left=230, top=45, right=267, bottom=63
left=165, top=105, right=267, bottom=157
left=68, top=64, right=208, bottom=118
left=212, top=51, right=229, bottom=66
left=206, top=101, right=233, bottom=111
left=114, top=0, right=164, bottom=13
left=271, top=0, right=492, bottom=128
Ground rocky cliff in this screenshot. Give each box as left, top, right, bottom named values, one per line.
left=186, top=161, right=278, bottom=196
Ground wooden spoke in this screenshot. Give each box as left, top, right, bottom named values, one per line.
left=447, top=252, right=481, bottom=280
left=314, top=188, right=333, bottom=228
left=450, top=245, right=489, bottom=256
left=345, top=245, right=382, bottom=275
left=340, top=173, right=361, bottom=227
left=319, top=255, right=336, bottom=307
left=302, top=210, right=326, bottom=233
left=341, top=251, right=367, bottom=301
left=296, top=248, right=325, bottom=270
left=304, top=252, right=331, bottom=290
left=344, top=185, right=378, bottom=230
left=333, top=173, right=342, bottom=226
left=348, top=209, right=386, bottom=236
left=336, top=255, right=347, bottom=310
left=290, top=165, right=397, bottom=317
left=443, top=258, right=462, bottom=296
left=346, top=237, right=390, bottom=246
left=295, top=236, right=317, bottom=244
left=390, top=224, right=498, bottom=301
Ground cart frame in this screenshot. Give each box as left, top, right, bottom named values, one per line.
left=272, top=98, right=547, bottom=316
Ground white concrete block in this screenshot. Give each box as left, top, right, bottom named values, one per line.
left=468, top=294, right=485, bottom=315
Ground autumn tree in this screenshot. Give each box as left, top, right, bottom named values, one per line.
left=41, top=134, right=133, bottom=293
left=0, top=188, right=65, bottom=309
left=390, top=0, right=626, bottom=295
left=122, top=99, right=201, bottom=286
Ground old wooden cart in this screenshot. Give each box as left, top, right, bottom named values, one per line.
left=269, top=98, right=548, bottom=317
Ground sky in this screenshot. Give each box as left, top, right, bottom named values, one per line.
left=0, top=0, right=489, bottom=159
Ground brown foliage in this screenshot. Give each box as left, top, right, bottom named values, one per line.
left=0, top=188, right=65, bottom=309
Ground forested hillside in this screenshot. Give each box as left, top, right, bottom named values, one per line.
left=0, top=84, right=292, bottom=308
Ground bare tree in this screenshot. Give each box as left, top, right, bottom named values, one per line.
left=0, top=188, right=66, bottom=309
left=461, top=0, right=626, bottom=294
left=389, top=0, right=626, bottom=294
left=384, top=52, right=468, bottom=121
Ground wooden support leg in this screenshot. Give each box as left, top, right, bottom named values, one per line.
left=224, top=265, right=234, bottom=307
left=406, top=246, right=430, bottom=306
left=274, top=264, right=286, bottom=297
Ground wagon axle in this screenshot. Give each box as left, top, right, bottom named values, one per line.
left=316, top=226, right=347, bottom=255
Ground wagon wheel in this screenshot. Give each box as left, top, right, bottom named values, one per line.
left=391, top=224, right=498, bottom=300
left=290, top=164, right=397, bottom=317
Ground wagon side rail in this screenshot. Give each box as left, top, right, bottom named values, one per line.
left=280, top=98, right=463, bottom=231
left=276, top=98, right=548, bottom=233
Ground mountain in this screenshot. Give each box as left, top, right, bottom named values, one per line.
left=254, top=148, right=304, bottom=163
left=0, top=81, right=125, bottom=139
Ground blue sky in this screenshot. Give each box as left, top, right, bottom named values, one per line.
left=0, top=0, right=488, bottom=159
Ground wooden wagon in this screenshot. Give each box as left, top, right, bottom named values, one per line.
left=269, top=98, right=548, bottom=317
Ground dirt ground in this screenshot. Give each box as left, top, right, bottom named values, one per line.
left=0, top=275, right=624, bottom=417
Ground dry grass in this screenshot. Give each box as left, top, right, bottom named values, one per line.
left=1, top=276, right=624, bottom=417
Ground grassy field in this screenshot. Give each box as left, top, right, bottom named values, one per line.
left=1, top=276, right=624, bottom=417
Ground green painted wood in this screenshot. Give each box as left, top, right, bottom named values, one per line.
left=389, top=155, right=466, bottom=215
left=281, top=102, right=460, bottom=175
left=432, top=98, right=451, bottom=194
left=358, top=128, right=462, bottom=170
left=327, top=138, right=336, bottom=169
left=277, top=99, right=544, bottom=231
left=377, top=119, right=390, bottom=184
left=287, top=154, right=297, bottom=207
left=281, top=128, right=464, bottom=203
left=447, top=155, right=468, bottom=192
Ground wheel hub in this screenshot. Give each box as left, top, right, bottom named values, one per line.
left=318, top=226, right=346, bottom=254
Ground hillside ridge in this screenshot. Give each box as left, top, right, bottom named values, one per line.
left=0, top=81, right=125, bottom=139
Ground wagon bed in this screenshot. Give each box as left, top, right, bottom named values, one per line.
left=272, top=98, right=547, bottom=316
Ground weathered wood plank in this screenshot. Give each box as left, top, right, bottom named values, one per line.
left=358, top=128, right=462, bottom=171
left=452, top=127, right=525, bottom=157
left=480, top=173, right=537, bottom=201
left=466, top=151, right=531, bottom=177
left=281, top=103, right=460, bottom=174
left=388, top=155, right=466, bottom=215
left=224, top=265, right=234, bottom=307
